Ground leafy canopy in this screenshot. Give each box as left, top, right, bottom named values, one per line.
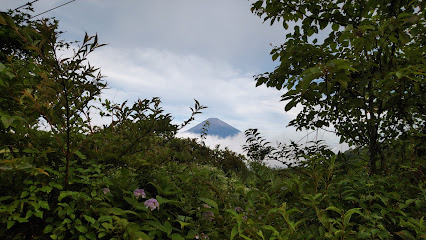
left=251, top=0, right=425, bottom=173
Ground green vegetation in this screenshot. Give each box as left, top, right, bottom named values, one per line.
left=251, top=0, right=425, bottom=174
left=0, top=1, right=425, bottom=239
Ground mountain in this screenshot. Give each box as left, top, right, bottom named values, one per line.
left=185, top=118, right=241, bottom=138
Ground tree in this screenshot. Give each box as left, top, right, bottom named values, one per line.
left=242, top=128, right=274, bottom=163
left=0, top=8, right=38, bottom=62
left=251, top=0, right=425, bottom=174
left=1, top=12, right=106, bottom=189
left=0, top=9, right=47, bottom=157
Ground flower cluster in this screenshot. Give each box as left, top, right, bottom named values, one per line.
left=102, top=188, right=110, bottom=195
left=195, top=233, right=209, bottom=239
left=202, top=211, right=214, bottom=221
left=234, top=206, right=243, bottom=212
left=101, top=187, right=160, bottom=211
left=201, top=203, right=214, bottom=221
left=133, top=188, right=146, bottom=199
left=234, top=206, right=248, bottom=221
left=144, top=198, right=160, bottom=211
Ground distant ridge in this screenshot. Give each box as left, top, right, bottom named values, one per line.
left=186, top=118, right=240, bottom=138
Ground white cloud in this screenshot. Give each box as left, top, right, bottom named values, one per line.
left=2, top=0, right=289, bottom=72
left=87, top=46, right=283, bottom=121
left=85, top=46, right=348, bottom=154
left=176, top=127, right=349, bottom=169
left=177, top=131, right=247, bottom=155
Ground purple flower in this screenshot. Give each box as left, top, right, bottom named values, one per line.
left=234, top=207, right=243, bottom=212
left=133, top=189, right=146, bottom=199
left=102, top=188, right=110, bottom=195
left=144, top=198, right=160, bottom=211
left=195, top=233, right=210, bottom=239
left=242, top=215, right=248, bottom=221
left=202, top=211, right=214, bottom=221
left=200, top=233, right=210, bottom=239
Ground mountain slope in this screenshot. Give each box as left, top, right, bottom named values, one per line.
left=186, top=118, right=240, bottom=138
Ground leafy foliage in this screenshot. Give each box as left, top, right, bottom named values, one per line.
left=250, top=0, right=425, bottom=174
left=0, top=5, right=425, bottom=240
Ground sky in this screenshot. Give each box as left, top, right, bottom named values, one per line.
left=1, top=0, right=349, bottom=156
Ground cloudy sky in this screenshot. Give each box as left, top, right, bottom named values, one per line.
left=1, top=0, right=349, bottom=154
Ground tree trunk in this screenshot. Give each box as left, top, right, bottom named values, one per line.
left=368, top=121, right=380, bottom=175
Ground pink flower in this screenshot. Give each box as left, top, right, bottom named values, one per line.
left=102, top=188, right=110, bottom=195
left=133, top=189, right=146, bottom=199
left=195, top=233, right=209, bottom=239
left=144, top=198, right=160, bottom=211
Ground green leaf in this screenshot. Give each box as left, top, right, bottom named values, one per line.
left=34, top=210, right=43, bottom=218
left=283, top=21, right=289, bottom=29
left=163, top=221, right=173, bottom=236
left=49, top=182, right=63, bottom=190
left=257, top=230, right=265, bottom=239
left=395, top=230, right=416, bottom=240
left=177, top=220, right=191, bottom=230
left=170, top=233, right=185, bottom=240
left=0, top=196, right=11, bottom=201
left=272, top=52, right=279, bottom=61
left=84, top=215, right=96, bottom=224
left=76, top=225, right=88, bottom=233
left=332, top=23, right=340, bottom=31
left=98, top=215, right=112, bottom=222
left=344, top=208, right=362, bottom=226
left=98, top=232, right=107, bottom=238
left=110, top=207, right=125, bottom=216
left=345, top=24, right=353, bottom=31
left=231, top=226, right=238, bottom=240
left=285, top=100, right=297, bottom=111
left=253, top=1, right=263, bottom=9
left=20, top=191, right=29, bottom=199
left=86, top=232, right=96, bottom=240
left=326, top=206, right=342, bottom=215
left=0, top=12, right=17, bottom=29
left=43, top=224, right=54, bottom=234
left=101, top=222, right=113, bottom=230
left=395, top=72, right=403, bottom=79
left=135, top=232, right=152, bottom=240
left=39, top=201, right=49, bottom=209
left=74, top=150, right=87, bottom=160
left=1, top=115, right=18, bottom=129
left=58, top=191, right=78, bottom=201
left=156, top=195, right=183, bottom=206
left=0, top=14, right=6, bottom=25
left=40, top=186, right=53, bottom=193
left=7, top=221, right=15, bottom=229
left=262, top=225, right=280, bottom=236
left=389, top=35, right=398, bottom=43
left=199, top=197, right=218, bottom=210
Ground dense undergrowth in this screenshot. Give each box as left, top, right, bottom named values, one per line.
left=1, top=7, right=425, bottom=240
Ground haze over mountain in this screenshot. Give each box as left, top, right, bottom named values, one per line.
left=185, top=118, right=241, bottom=138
